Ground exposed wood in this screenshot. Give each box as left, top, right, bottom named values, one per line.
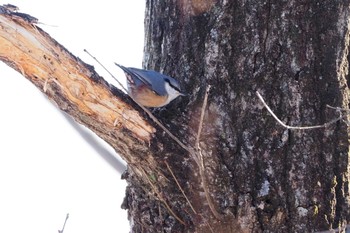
left=0, top=6, right=155, bottom=161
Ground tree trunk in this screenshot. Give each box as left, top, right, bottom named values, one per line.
left=124, top=0, right=350, bottom=232
left=1, top=1, right=350, bottom=232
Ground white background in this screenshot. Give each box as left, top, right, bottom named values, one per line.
left=0, top=1, right=145, bottom=232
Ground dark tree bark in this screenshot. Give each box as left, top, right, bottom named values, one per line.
left=1, top=1, right=350, bottom=233
left=124, top=0, right=350, bottom=232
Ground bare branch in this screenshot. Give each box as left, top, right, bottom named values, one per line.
left=0, top=8, right=156, bottom=146
left=256, top=91, right=343, bottom=130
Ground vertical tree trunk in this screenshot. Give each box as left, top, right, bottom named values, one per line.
left=123, top=0, right=350, bottom=232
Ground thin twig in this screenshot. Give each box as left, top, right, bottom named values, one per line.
left=326, top=104, right=349, bottom=112
left=256, top=91, right=343, bottom=130
left=141, top=168, right=186, bottom=225
left=165, top=161, right=197, bottom=214
left=58, top=213, right=69, bottom=233
left=195, top=85, right=224, bottom=220
left=196, top=85, right=211, bottom=148
left=84, top=49, right=127, bottom=93
left=203, top=218, right=215, bottom=233
left=197, top=148, right=224, bottom=220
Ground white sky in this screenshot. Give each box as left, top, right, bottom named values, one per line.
left=0, top=1, right=145, bottom=232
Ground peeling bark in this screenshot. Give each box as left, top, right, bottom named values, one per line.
left=1, top=1, right=350, bottom=232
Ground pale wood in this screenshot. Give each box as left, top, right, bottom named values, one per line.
left=0, top=8, right=155, bottom=159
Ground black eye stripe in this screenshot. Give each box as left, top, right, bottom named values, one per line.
left=164, top=78, right=181, bottom=91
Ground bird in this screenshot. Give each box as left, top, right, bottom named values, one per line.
left=115, top=63, right=185, bottom=107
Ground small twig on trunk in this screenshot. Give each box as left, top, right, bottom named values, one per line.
left=140, top=167, right=186, bottom=225
left=165, top=161, right=197, bottom=214
left=256, top=91, right=343, bottom=130
left=195, top=85, right=224, bottom=220
left=195, top=85, right=210, bottom=148
left=58, top=213, right=69, bottom=233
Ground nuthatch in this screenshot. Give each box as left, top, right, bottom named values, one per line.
left=115, top=63, right=185, bottom=107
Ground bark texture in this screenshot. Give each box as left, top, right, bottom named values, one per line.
left=124, top=0, right=350, bottom=232
left=1, top=1, right=350, bottom=233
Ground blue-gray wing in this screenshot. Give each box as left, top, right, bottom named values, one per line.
left=128, top=68, right=171, bottom=96
left=114, top=63, right=151, bottom=88
left=115, top=63, right=176, bottom=96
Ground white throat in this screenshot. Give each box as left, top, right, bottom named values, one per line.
left=164, top=82, right=182, bottom=105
